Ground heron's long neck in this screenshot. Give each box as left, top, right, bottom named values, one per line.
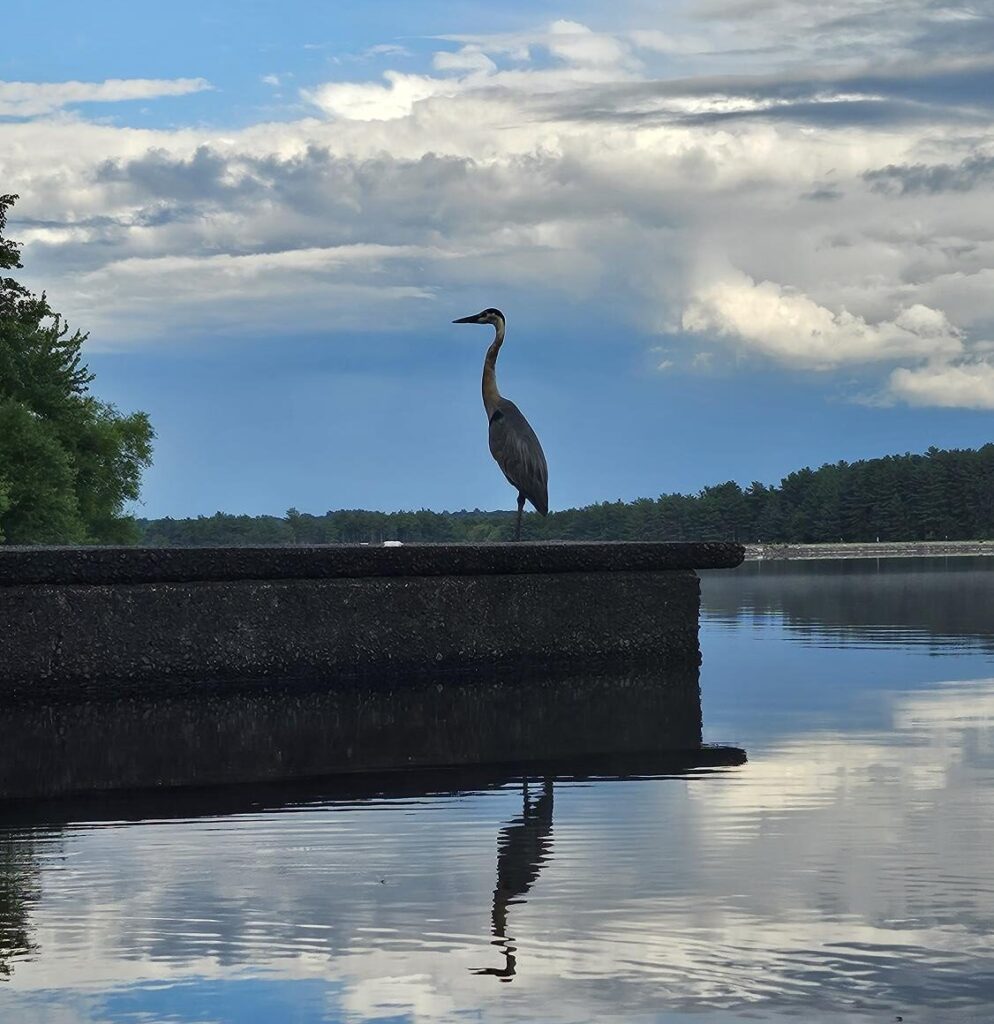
left=482, top=320, right=505, bottom=419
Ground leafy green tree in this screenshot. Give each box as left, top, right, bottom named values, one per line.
left=0, top=194, right=154, bottom=543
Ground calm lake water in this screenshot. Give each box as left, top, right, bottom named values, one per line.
left=3, top=557, right=994, bottom=1023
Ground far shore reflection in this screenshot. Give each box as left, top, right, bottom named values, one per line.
left=702, top=555, right=994, bottom=647
left=5, top=560, right=994, bottom=1023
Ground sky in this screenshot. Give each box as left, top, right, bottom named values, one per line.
left=2, top=0, right=993, bottom=518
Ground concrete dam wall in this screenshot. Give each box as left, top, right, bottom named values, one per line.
left=0, top=541, right=744, bottom=798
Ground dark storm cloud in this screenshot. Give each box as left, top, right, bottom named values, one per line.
left=97, top=144, right=477, bottom=212
left=91, top=146, right=494, bottom=249
left=865, top=152, right=994, bottom=194
left=679, top=98, right=965, bottom=128
left=907, top=10, right=994, bottom=59
left=96, top=145, right=263, bottom=204
left=545, top=97, right=965, bottom=129
left=801, top=186, right=843, bottom=201
left=812, top=4, right=994, bottom=58
left=535, top=56, right=994, bottom=128
left=88, top=143, right=684, bottom=255
left=696, top=0, right=994, bottom=63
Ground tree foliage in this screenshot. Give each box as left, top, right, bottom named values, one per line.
left=0, top=194, right=154, bottom=543
left=138, top=443, right=994, bottom=546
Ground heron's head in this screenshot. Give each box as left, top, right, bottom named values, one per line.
left=452, top=307, right=504, bottom=329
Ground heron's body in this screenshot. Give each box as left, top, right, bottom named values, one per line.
left=488, top=398, right=549, bottom=516
left=454, top=308, right=549, bottom=539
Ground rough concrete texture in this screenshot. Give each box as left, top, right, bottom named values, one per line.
left=0, top=541, right=744, bottom=586
left=0, top=569, right=700, bottom=696
left=0, top=663, right=710, bottom=799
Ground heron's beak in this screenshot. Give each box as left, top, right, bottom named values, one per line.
left=452, top=314, right=480, bottom=324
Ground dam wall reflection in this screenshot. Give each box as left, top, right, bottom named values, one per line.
left=0, top=661, right=729, bottom=800
left=0, top=746, right=745, bottom=987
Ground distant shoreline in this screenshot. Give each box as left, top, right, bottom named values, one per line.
left=744, top=541, right=994, bottom=561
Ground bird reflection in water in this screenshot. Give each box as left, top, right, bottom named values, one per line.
left=473, top=777, right=554, bottom=981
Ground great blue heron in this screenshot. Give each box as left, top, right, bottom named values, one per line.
left=452, top=308, right=549, bottom=540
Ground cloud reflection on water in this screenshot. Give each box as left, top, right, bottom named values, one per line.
left=3, top=561, right=994, bottom=1021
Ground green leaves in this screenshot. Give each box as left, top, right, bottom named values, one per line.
left=0, top=195, right=154, bottom=544
left=0, top=399, right=84, bottom=543
left=0, top=194, right=23, bottom=271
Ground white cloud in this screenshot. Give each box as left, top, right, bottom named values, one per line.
left=889, top=358, right=994, bottom=408
left=303, top=71, right=458, bottom=120
left=683, top=271, right=963, bottom=369
left=0, top=12, right=990, bottom=403
left=365, top=43, right=413, bottom=58
left=628, top=29, right=708, bottom=55
left=0, top=77, right=211, bottom=117
left=9, top=679, right=994, bottom=1021
left=436, top=19, right=636, bottom=69
left=308, top=21, right=639, bottom=123
left=64, top=245, right=438, bottom=345
left=432, top=47, right=497, bottom=75
left=546, top=19, right=633, bottom=68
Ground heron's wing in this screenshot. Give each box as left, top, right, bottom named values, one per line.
left=489, top=399, right=549, bottom=515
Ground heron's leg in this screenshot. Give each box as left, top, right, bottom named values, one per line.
left=515, top=493, right=525, bottom=541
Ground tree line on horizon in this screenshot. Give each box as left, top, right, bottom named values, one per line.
left=139, top=442, right=994, bottom=546
left=4, top=192, right=992, bottom=551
